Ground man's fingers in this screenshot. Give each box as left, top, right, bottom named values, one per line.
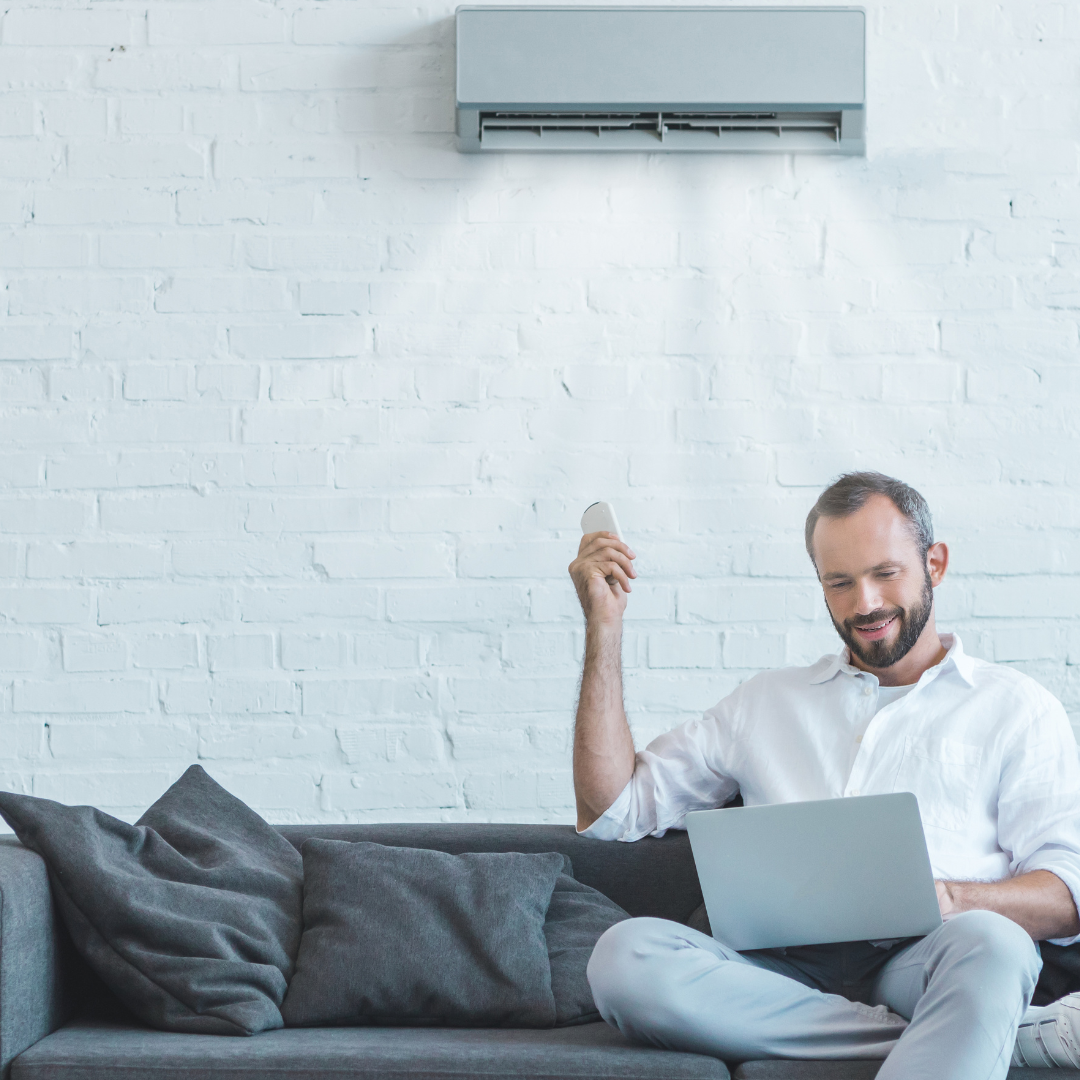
left=596, top=552, right=635, bottom=578
left=600, top=561, right=632, bottom=593
left=579, top=532, right=636, bottom=560
left=570, top=552, right=636, bottom=586
left=578, top=539, right=637, bottom=575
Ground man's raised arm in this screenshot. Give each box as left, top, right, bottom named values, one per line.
left=569, top=531, right=638, bottom=832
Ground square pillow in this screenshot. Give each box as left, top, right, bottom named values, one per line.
left=281, top=839, right=564, bottom=1028
left=545, top=869, right=629, bottom=1026
left=0, top=765, right=303, bottom=1036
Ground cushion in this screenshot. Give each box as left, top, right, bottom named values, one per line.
left=12, top=1019, right=732, bottom=1080
left=0, top=765, right=303, bottom=1036
left=545, top=870, right=629, bottom=1026
left=281, top=839, right=564, bottom=1028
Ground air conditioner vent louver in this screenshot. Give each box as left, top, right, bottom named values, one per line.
left=456, top=6, right=866, bottom=156
left=479, top=111, right=843, bottom=148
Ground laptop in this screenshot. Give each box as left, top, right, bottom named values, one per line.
left=685, top=792, right=943, bottom=951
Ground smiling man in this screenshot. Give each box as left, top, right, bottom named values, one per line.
left=568, top=472, right=1080, bottom=1078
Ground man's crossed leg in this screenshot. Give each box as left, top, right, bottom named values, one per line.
left=588, top=910, right=1040, bottom=1080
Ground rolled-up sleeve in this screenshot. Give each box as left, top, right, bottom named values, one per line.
left=577, top=695, right=744, bottom=842
left=999, top=698, right=1080, bottom=946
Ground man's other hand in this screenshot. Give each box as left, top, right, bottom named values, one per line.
left=935, top=879, right=957, bottom=920
left=935, top=871, right=1080, bottom=940
left=569, top=532, right=636, bottom=626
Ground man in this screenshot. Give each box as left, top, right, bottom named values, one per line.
left=568, top=472, right=1080, bottom=1077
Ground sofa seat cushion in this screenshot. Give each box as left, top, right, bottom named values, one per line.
left=734, top=1061, right=1080, bottom=1078
left=12, top=1020, right=730, bottom=1080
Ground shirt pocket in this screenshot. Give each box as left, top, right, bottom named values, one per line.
left=892, top=736, right=983, bottom=833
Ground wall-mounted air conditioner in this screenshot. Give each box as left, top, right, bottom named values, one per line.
left=456, top=6, right=865, bottom=155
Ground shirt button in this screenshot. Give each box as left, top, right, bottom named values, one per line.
left=863, top=686, right=873, bottom=696
left=850, top=788, right=861, bottom=797
left=855, top=735, right=863, bottom=744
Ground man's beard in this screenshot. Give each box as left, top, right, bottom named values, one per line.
left=830, top=571, right=935, bottom=670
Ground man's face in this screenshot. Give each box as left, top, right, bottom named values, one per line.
left=811, top=495, right=936, bottom=670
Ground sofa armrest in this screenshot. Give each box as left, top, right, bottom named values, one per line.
left=0, top=837, right=70, bottom=1079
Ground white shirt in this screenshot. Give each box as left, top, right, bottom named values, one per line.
left=581, top=634, right=1080, bottom=945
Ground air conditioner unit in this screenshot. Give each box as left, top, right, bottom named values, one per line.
left=456, top=6, right=865, bottom=155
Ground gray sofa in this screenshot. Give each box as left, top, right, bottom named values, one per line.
left=1, top=823, right=1074, bottom=1080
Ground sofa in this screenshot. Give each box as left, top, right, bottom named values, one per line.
left=1, top=822, right=1075, bottom=1080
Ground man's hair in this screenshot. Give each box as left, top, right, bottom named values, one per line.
left=804, top=471, right=934, bottom=568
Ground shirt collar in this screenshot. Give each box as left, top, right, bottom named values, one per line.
left=808, top=632, right=975, bottom=688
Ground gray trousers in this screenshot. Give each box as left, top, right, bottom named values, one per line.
left=587, top=910, right=1041, bottom=1080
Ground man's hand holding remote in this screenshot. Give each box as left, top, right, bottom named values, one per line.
left=569, top=531, right=636, bottom=627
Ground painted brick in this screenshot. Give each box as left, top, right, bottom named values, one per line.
left=327, top=771, right=459, bottom=811
left=212, top=677, right=298, bottom=714
left=313, top=540, right=453, bottom=578
left=387, top=586, right=528, bottom=624
left=303, top=677, right=435, bottom=716
left=333, top=449, right=475, bottom=489
left=27, top=542, right=165, bottom=579
left=48, top=721, right=199, bottom=761
left=239, top=585, right=379, bottom=623
left=648, top=630, right=718, bottom=669
left=171, top=540, right=309, bottom=578
left=100, top=495, right=240, bottom=534
left=723, top=631, right=788, bottom=669
left=0, top=497, right=88, bottom=534
left=207, top=634, right=274, bottom=671
left=243, top=450, right=329, bottom=487
left=149, top=4, right=287, bottom=45
left=62, top=633, right=127, bottom=672
left=0, top=633, right=41, bottom=670
left=281, top=632, right=346, bottom=671
left=196, top=366, right=261, bottom=401
left=0, top=542, right=19, bottom=577
left=246, top=496, right=381, bottom=533
left=132, top=633, right=199, bottom=670
left=156, top=276, right=290, bottom=314
left=14, top=679, right=150, bottom=713
left=32, top=770, right=176, bottom=807
left=69, top=141, right=208, bottom=179
left=98, top=585, right=234, bottom=625
left=389, top=496, right=528, bottom=534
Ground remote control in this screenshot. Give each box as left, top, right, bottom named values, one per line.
left=580, top=501, right=622, bottom=539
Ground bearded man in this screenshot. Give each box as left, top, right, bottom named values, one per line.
left=568, top=472, right=1080, bottom=1078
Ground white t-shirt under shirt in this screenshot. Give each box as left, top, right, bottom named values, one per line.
left=874, top=682, right=914, bottom=713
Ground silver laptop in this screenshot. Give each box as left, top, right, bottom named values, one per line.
left=685, top=792, right=942, bottom=951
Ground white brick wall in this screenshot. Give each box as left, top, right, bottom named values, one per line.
left=1, top=0, right=1079, bottom=824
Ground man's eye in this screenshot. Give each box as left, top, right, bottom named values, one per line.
left=829, top=581, right=852, bottom=590
left=877, top=571, right=897, bottom=578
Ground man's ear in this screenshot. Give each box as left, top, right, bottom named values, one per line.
left=927, top=541, right=949, bottom=587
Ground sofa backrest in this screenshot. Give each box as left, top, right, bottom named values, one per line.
left=276, top=823, right=705, bottom=924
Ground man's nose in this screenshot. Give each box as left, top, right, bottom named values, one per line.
left=854, top=577, right=883, bottom=615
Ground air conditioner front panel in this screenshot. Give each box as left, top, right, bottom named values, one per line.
left=455, top=6, right=866, bottom=154
left=456, top=6, right=865, bottom=110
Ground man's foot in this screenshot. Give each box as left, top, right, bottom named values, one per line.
left=1013, top=994, right=1080, bottom=1068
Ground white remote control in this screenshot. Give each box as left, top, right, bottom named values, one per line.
left=580, top=501, right=622, bottom=539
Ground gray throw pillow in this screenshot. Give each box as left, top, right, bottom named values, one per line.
left=0, top=765, right=303, bottom=1036
left=281, top=839, right=564, bottom=1028
left=545, top=870, right=629, bottom=1025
